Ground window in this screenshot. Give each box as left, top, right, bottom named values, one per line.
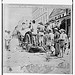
left=66, top=9, right=68, bottom=15
left=58, top=15, right=61, bottom=18
left=59, top=15, right=61, bottom=18
left=55, top=17, right=57, bottom=19
left=69, top=10, right=71, bottom=15
left=62, top=14, right=64, bottom=17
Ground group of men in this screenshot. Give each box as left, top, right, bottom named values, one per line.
left=40, top=26, right=68, bottom=57
left=4, top=19, right=69, bottom=57
left=24, top=20, right=69, bottom=57
left=28, top=20, right=69, bottom=57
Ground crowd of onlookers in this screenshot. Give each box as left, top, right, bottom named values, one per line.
left=25, top=20, right=70, bottom=57
left=29, top=20, right=70, bottom=57
left=43, top=27, right=69, bottom=57
left=4, top=19, right=70, bottom=57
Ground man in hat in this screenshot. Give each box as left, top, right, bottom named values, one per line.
left=31, top=20, right=38, bottom=46
left=59, top=29, right=67, bottom=57
left=39, top=32, right=44, bottom=46
left=54, top=27, right=60, bottom=56
left=48, top=29, right=55, bottom=54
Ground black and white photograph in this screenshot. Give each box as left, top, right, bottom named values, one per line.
left=3, top=4, right=72, bottom=74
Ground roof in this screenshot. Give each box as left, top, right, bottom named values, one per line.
left=49, top=8, right=66, bottom=18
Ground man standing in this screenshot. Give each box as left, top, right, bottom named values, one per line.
left=31, top=20, right=38, bottom=46
left=54, top=28, right=60, bottom=56
left=39, top=32, right=44, bottom=46
left=59, top=29, right=67, bottom=57
left=48, top=29, right=55, bottom=54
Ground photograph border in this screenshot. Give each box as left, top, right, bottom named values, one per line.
left=1, top=0, right=73, bottom=74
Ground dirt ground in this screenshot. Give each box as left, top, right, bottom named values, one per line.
left=3, top=45, right=72, bottom=74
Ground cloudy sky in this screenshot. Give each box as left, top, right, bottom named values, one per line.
left=3, top=4, right=32, bottom=33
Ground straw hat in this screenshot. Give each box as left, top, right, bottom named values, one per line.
left=54, top=27, right=58, bottom=31
left=60, top=29, right=66, bottom=33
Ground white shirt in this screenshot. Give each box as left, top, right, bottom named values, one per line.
left=60, top=33, right=67, bottom=43
left=60, top=33, right=67, bottom=40
left=48, top=33, right=54, bottom=40
left=32, top=23, right=38, bottom=34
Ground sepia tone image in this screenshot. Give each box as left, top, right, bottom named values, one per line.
left=3, top=4, right=72, bottom=74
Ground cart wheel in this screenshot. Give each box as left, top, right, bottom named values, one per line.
left=25, top=34, right=31, bottom=44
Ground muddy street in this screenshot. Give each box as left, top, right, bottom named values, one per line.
left=3, top=47, right=71, bottom=74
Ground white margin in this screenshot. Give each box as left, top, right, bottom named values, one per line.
left=2, top=0, right=72, bottom=5
left=0, top=0, right=74, bottom=75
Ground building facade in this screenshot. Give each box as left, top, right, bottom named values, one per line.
left=32, top=7, right=51, bottom=25
left=32, top=7, right=71, bottom=37
left=48, top=8, right=71, bottom=37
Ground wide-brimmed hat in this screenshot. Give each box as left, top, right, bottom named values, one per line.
left=54, top=28, right=58, bottom=31
left=60, top=29, right=66, bottom=33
